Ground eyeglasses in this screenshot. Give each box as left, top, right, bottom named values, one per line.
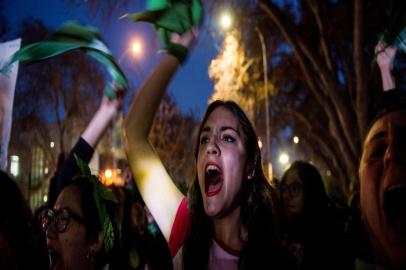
left=41, top=207, right=86, bottom=233
left=280, top=183, right=303, bottom=198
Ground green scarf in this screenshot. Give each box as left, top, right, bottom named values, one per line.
left=355, top=259, right=392, bottom=270
left=122, top=0, right=203, bottom=63
left=75, top=154, right=118, bottom=252
left=378, top=2, right=406, bottom=53
left=0, top=22, right=128, bottom=100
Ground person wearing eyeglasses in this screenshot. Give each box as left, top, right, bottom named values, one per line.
left=279, top=161, right=351, bottom=270
left=41, top=176, right=118, bottom=270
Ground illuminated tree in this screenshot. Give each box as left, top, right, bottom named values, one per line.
left=209, top=29, right=275, bottom=126
left=208, top=0, right=398, bottom=201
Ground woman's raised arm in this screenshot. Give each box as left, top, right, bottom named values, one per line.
left=124, top=53, right=185, bottom=241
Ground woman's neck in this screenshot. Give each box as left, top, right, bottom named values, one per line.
left=212, top=206, right=247, bottom=251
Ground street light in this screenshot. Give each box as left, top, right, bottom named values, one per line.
left=216, top=12, right=273, bottom=180
left=101, top=168, right=114, bottom=186
left=118, top=37, right=145, bottom=85
left=104, top=169, right=113, bottom=179
left=220, top=12, right=232, bottom=30
left=119, top=38, right=144, bottom=62
left=255, top=27, right=272, bottom=180
left=131, top=40, right=142, bottom=55
left=279, top=152, right=289, bottom=165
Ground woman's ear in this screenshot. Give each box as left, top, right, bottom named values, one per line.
left=90, top=232, right=104, bottom=254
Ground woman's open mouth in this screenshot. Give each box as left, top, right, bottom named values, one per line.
left=205, top=163, right=223, bottom=197
left=48, top=248, right=61, bottom=270
left=384, top=185, right=406, bottom=234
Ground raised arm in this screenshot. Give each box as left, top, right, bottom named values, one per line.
left=375, top=41, right=397, bottom=91
left=124, top=55, right=183, bottom=241
left=82, top=92, right=123, bottom=147
left=56, top=89, right=123, bottom=193
left=124, top=31, right=196, bottom=241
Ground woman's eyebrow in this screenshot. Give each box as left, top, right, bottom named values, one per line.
left=220, top=126, right=239, bottom=134
left=201, top=126, right=210, bottom=133
left=366, top=130, right=386, bottom=147
left=200, top=126, right=240, bottom=135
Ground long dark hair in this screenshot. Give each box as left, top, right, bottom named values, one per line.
left=281, top=161, right=329, bottom=221
left=0, top=171, right=49, bottom=269
left=280, top=161, right=347, bottom=269
left=182, top=100, right=286, bottom=270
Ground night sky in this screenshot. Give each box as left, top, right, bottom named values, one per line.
left=4, top=0, right=219, bottom=117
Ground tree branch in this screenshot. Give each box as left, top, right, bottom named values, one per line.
left=306, top=0, right=335, bottom=72
left=284, top=107, right=349, bottom=186
left=259, top=0, right=360, bottom=163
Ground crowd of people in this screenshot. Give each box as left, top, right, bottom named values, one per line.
left=1, top=12, right=406, bottom=270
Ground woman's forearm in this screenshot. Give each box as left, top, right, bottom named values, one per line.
left=123, top=53, right=183, bottom=241
left=125, top=54, right=180, bottom=142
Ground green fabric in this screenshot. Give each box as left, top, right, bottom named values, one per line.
left=379, top=2, right=406, bottom=52
left=123, top=0, right=203, bottom=63
left=147, top=222, right=159, bottom=237
left=0, top=22, right=128, bottom=100
left=74, top=154, right=118, bottom=253
left=355, top=259, right=391, bottom=270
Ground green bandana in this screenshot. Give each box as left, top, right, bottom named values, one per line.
left=378, top=2, right=406, bottom=53
left=74, top=154, right=118, bottom=253
left=354, top=259, right=391, bottom=270
left=122, top=0, right=203, bottom=63
left=0, top=22, right=128, bottom=100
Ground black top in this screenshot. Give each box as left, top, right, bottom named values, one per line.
left=56, top=137, right=94, bottom=194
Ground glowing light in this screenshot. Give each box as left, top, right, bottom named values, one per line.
left=43, top=194, right=48, bottom=202
left=293, top=136, right=299, bottom=144
left=267, top=163, right=273, bottom=180
left=10, top=155, right=19, bottom=177
left=131, top=41, right=141, bottom=55
left=105, top=169, right=113, bottom=179
left=220, top=13, right=232, bottom=30
left=279, top=153, right=289, bottom=165
left=258, top=138, right=263, bottom=149
left=50, top=141, right=55, bottom=148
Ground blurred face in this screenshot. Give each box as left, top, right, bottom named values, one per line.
left=45, top=185, right=92, bottom=270
left=197, top=106, right=248, bottom=219
left=359, top=111, right=406, bottom=268
left=281, top=172, right=304, bottom=221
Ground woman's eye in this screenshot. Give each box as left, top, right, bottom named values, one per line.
left=369, top=144, right=386, bottom=160
left=222, top=135, right=235, bottom=142
left=57, top=215, right=69, bottom=223
left=200, top=136, right=209, bottom=145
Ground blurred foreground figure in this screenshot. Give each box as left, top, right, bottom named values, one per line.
left=358, top=88, right=406, bottom=270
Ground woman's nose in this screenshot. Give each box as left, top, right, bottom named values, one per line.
left=206, top=138, right=220, bottom=155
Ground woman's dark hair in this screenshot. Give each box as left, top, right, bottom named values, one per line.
left=363, top=87, right=406, bottom=144
left=182, top=100, right=286, bottom=270
left=0, top=171, right=32, bottom=269
left=279, top=161, right=352, bottom=269
left=61, top=177, right=119, bottom=270
left=280, top=161, right=328, bottom=220
left=0, top=171, right=49, bottom=269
